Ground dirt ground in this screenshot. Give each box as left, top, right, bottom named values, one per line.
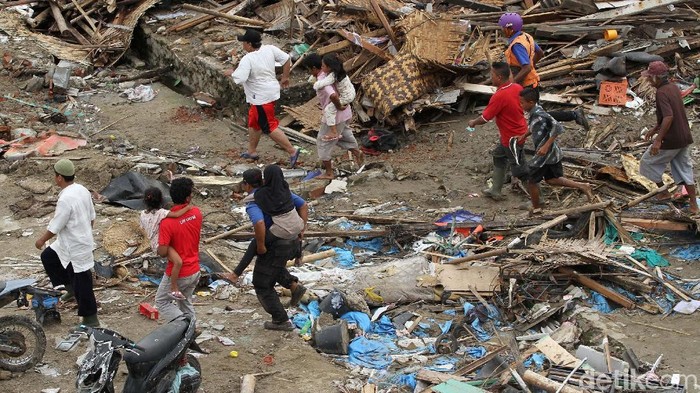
left=1, top=46, right=700, bottom=392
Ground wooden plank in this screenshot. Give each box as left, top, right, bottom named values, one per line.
left=534, top=336, right=579, bottom=367
left=337, top=29, right=393, bottom=61
left=220, top=229, right=389, bottom=240
left=181, top=3, right=267, bottom=26
left=416, top=369, right=472, bottom=384
left=368, top=0, right=397, bottom=45
left=454, top=346, right=508, bottom=376
left=619, top=217, right=692, bottom=232
left=278, top=125, right=317, bottom=144
left=558, top=267, right=635, bottom=309
left=435, top=265, right=500, bottom=292
left=457, top=83, right=582, bottom=105
left=571, top=0, right=683, bottom=22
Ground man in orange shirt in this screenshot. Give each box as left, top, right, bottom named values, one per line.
left=499, top=13, right=589, bottom=130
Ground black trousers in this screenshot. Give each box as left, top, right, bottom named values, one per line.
left=252, top=238, right=300, bottom=323
left=41, top=247, right=97, bottom=317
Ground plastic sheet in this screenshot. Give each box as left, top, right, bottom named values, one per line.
left=589, top=291, right=613, bottom=313
left=100, top=172, right=171, bottom=210
left=524, top=353, right=547, bottom=370
left=341, top=311, right=371, bottom=332
left=348, top=337, right=392, bottom=369
left=464, top=346, right=487, bottom=359
left=168, top=364, right=199, bottom=392
left=671, top=244, right=700, bottom=261
left=631, top=247, right=670, bottom=267
left=371, top=315, right=396, bottom=336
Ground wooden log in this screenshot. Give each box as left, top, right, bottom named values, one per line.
left=48, top=0, right=70, bottom=36
left=522, top=370, right=584, bottom=393
left=542, top=201, right=610, bottom=218
left=181, top=4, right=267, bottom=27
left=522, top=214, right=568, bottom=236
left=286, top=249, right=336, bottom=267
left=204, top=222, right=253, bottom=243
left=205, top=249, right=233, bottom=274
left=169, top=0, right=238, bottom=32
left=240, top=374, right=256, bottom=393
left=277, top=125, right=317, bottom=144
left=623, top=183, right=671, bottom=209
left=558, top=267, right=635, bottom=309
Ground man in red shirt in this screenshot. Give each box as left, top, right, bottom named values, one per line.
left=468, top=62, right=529, bottom=200
left=155, top=177, right=203, bottom=322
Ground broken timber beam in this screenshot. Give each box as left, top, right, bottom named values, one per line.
left=558, top=267, right=635, bottom=309
left=623, top=183, right=670, bottom=209
left=568, top=0, right=684, bottom=22
left=337, top=29, right=393, bottom=61
left=219, top=229, right=389, bottom=240
left=368, top=0, right=397, bottom=46
left=522, top=370, right=584, bottom=393
left=181, top=3, right=267, bottom=27
left=457, top=83, right=582, bottom=105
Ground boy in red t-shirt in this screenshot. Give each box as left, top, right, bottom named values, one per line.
left=468, top=62, right=529, bottom=200
left=155, top=177, right=203, bottom=323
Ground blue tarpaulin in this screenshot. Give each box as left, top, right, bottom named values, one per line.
left=464, top=346, right=487, bottom=359
left=341, top=311, right=372, bottom=332
left=388, top=373, right=417, bottom=390
left=348, top=337, right=392, bottom=369
left=524, top=353, right=547, bottom=370
left=589, top=291, right=613, bottom=313
left=371, top=315, right=397, bottom=336
left=672, top=244, right=700, bottom=261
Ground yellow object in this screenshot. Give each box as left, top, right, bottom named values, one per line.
left=229, top=351, right=238, bottom=358
left=604, top=30, right=618, bottom=41
left=364, top=287, right=384, bottom=303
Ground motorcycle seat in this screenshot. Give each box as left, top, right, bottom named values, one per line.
left=124, top=318, right=189, bottom=364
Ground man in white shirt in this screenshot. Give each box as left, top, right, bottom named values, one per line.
left=35, top=159, right=99, bottom=327
left=229, top=29, right=301, bottom=168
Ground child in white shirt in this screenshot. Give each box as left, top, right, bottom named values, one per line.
left=139, top=187, right=192, bottom=300
left=313, top=53, right=356, bottom=141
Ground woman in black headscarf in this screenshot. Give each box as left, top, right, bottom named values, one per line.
left=254, top=164, right=305, bottom=240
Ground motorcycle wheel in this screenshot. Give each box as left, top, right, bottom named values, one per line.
left=0, top=315, right=47, bottom=372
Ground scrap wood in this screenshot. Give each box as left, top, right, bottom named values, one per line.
left=622, top=183, right=671, bottom=209
left=457, top=83, right=583, bottom=105
left=221, top=229, right=390, bottom=240
left=321, top=212, right=429, bottom=224
left=180, top=3, right=267, bottom=27
left=205, top=248, right=233, bottom=274
left=416, top=369, right=472, bottom=384
left=522, top=370, right=584, bottom=393
left=204, top=222, right=253, bottom=243
left=454, top=345, right=508, bottom=376
left=558, top=266, right=635, bottom=309
left=604, top=208, right=635, bottom=244
left=337, top=28, right=393, bottom=61
left=626, top=320, right=691, bottom=336
left=368, top=0, right=396, bottom=45
left=277, top=125, right=317, bottom=144
left=619, top=217, right=694, bottom=232
left=623, top=255, right=692, bottom=301
left=535, top=336, right=579, bottom=367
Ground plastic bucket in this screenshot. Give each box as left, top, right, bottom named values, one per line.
left=312, top=320, right=350, bottom=355
left=604, top=29, right=618, bottom=41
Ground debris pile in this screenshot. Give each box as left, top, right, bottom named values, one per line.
left=4, top=0, right=699, bottom=131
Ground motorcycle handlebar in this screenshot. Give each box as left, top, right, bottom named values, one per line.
left=80, top=325, right=142, bottom=352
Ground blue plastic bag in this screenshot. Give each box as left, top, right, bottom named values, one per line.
left=589, top=291, right=613, bottom=313
left=341, top=311, right=372, bottom=332
left=348, top=337, right=392, bottom=369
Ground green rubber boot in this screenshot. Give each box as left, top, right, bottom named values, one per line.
left=81, top=314, right=100, bottom=328
left=60, top=284, right=75, bottom=302
left=482, top=166, right=506, bottom=201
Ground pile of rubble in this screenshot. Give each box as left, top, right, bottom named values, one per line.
left=2, top=0, right=700, bottom=132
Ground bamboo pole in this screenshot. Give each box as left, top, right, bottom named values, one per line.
left=181, top=3, right=267, bottom=27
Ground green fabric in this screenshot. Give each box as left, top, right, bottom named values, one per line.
left=631, top=248, right=670, bottom=267
left=603, top=222, right=643, bottom=245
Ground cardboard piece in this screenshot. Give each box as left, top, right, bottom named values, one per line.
left=434, top=264, right=500, bottom=293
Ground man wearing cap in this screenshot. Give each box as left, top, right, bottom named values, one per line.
left=639, top=61, right=699, bottom=213
left=498, top=12, right=589, bottom=130
left=35, top=159, right=99, bottom=327
left=229, top=29, right=301, bottom=168
left=226, top=168, right=307, bottom=331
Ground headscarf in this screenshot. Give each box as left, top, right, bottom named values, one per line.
left=254, top=164, right=295, bottom=216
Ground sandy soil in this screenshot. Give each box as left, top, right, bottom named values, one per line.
left=1, top=45, right=700, bottom=393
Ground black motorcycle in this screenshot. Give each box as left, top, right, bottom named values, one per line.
left=0, top=278, right=60, bottom=372
left=77, top=315, right=202, bottom=393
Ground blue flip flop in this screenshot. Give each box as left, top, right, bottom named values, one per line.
left=289, top=148, right=301, bottom=168
left=240, top=152, right=259, bottom=160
